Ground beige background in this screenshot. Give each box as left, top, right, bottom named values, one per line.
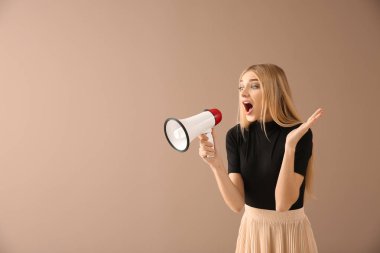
left=0, top=0, right=379, bottom=252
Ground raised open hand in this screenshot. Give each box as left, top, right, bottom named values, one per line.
left=286, top=108, right=324, bottom=149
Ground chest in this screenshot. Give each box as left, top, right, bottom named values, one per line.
left=239, top=129, right=286, bottom=179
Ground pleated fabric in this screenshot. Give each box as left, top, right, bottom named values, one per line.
left=235, top=205, right=318, bottom=253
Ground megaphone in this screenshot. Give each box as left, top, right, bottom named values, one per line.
left=164, top=108, right=222, bottom=152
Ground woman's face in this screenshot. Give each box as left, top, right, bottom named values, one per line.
left=239, top=71, right=272, bottom=122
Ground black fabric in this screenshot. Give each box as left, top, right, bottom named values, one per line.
left=226, top=120, right=313, bottom=210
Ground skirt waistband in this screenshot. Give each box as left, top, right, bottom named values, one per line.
left=243, top=204, right=306, bottom=223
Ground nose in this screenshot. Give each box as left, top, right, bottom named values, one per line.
left=241, top=85, right=250, bottom=97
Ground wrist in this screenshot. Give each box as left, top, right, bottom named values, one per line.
left=285, top=144, right=296, bottom=152
left=211, top=162, right=224, bottom=173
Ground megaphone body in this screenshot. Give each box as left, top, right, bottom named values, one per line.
left=164, top=108, right=222, bottom=152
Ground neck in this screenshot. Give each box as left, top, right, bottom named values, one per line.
left=258, top=119, right=274, bottom=123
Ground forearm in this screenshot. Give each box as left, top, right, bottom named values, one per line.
left=211, top=164, right=245, bottom=213
left=275, top=146, right=299, bottom=211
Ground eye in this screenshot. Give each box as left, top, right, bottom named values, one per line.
left=250, top=84, right=259, bottom=89
left=238, top=83, right=260, bottom=91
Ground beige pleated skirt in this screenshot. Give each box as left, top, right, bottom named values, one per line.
left=235, top=205, right=318, bottom=253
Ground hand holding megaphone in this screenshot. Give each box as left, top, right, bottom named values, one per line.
left=198, top=127, right=224, bottom=169
left=198, top=128, right=215, bottom=158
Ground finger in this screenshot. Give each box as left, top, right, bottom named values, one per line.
left=306, top=108, right=323, bottom=126
left=309, top=109, right=323, bottom=123
left=201, top=140, right=214, bottom=147
left=200, top=145, right=215, bottom=152
left=198, top=134, right=208, bottom=141
left=306, top=108, right=321, bottom=122
left=309, top=108, right=323, bottom=120
left=201, top=151, right=215, bottom=158
left=312, top=110, right=323, bottom=121
left=200, top=152, right=207, bottom=158
left=211, top=128, right=218, bottom=152
left=315, top=111, right=323, bottom=119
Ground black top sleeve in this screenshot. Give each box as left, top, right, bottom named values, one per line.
left=294, top=128, right=313, bottom=177
left=226, top=126, right=241, bottom=174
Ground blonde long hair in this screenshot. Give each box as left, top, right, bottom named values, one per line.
left=237, top=63, right=316, bottom=200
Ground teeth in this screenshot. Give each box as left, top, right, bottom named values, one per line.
left=243, top=102, right=253, bottom=106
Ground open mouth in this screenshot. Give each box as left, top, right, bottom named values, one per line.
left=243, top=102, right=253, bottom=114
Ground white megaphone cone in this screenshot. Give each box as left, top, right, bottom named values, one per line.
left=164, top=108, right=222, bottom=152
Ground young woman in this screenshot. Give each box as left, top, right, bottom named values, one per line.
left=198, top=63, right=322, bottom=253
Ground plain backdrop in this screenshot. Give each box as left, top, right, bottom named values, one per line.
left=0, top=0, right=379, bottom=252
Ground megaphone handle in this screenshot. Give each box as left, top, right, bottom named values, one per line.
left=204, top=128, right=214, bottom=146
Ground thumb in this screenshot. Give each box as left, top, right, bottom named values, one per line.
left=211, top=128, right=217, bottom=152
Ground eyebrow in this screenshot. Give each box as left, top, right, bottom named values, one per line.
left=239, top=78, right=259, bottom=83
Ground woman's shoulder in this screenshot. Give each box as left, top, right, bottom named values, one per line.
left=226, top=123, right=245, bottom=140
left=227, top=123, right=240, bottom=136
